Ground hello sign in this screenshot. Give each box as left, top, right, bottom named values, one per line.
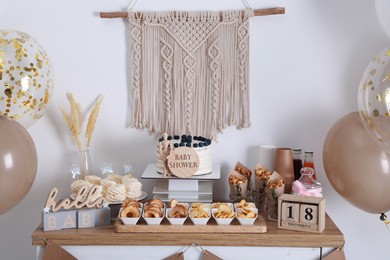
left=42, top=186, right=110, bottom=231
left=44, top=185, right=105, bottom=212
left=167, top=147, right=200, bottom=178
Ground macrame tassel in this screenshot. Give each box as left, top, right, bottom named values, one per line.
left=128, top=9, right=253, bottom=139
left=238, top=14, right=251, bottom=129
left=161, top=38, right=173, bottom=132
left=129, top=19, right=142, bottom=129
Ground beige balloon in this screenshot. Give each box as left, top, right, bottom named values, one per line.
left=323, top=112, right=390, bottom=214
left=0, top=116, right=37, bottom=215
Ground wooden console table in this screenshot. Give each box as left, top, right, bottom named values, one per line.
left=32, top=214, right=344, bottom=259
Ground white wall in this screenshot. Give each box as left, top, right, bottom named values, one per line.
left=0, top=0, right=389, bottom=259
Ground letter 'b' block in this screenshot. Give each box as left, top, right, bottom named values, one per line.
left=78, top=210, right=96, bottom=228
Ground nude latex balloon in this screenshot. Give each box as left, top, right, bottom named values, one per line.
left=323, top=112, right=390, bottom=214
left=0, top=116, right=37, bottom=215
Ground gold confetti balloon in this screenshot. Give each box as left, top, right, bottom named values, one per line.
left=358, top=46, right=390, bottom=151
left=0, top=30, right=54, bottom=128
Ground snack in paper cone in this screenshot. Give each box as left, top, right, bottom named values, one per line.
left=265, top=171, right=285, bottom=220
left=235, top=161, right=252, bottom=188
left=254, top=164, right=272, bottom=212
left=228, top=170, right=248, bottom=198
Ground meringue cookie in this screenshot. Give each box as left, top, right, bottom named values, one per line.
left=85, top=175, right=102, bottom=185
left=106, top=184, right=126, bottom=202
left=125, top=182, right=143, bottom=199
left=106, top=173, right=122, bottom=184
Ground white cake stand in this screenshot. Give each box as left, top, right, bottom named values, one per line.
left=141, top=164, right=221, bottom=202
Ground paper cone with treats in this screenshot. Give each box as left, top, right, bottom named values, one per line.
left=228, top=170, right=248, bottom=202
left=254, top=164, right=272, bottom=213
left=234, top=161, right=252, bottom=189
left=265, top=171, right=285, bottom=221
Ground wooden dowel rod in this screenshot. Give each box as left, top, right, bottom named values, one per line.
left=254, top=7, right=285, bottom=16
left=100, top=7, right=285, bottom=19
left=101, top=12, right=128, bottom=19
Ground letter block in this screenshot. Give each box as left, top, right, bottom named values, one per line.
left=42, top=207, right=111, bottom=231
left=281, top=201, right=300, bottom=223
left=78, top=209, right=96, bottom=228
left=300, top=204, right=318, bottom=225
left=95, top=207, right=111, bottom=226
left=278, top=194, right=325, bottom=233
left=42, top=210, right=77, bottom=231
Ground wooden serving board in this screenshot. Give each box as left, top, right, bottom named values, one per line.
left=115, top=215, right=267, bottom=233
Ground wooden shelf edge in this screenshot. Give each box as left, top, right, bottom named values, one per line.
left=32, top=214, right=344, bottom=248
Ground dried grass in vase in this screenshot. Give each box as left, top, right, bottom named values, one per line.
left=60, top=93, right=104, bottom=151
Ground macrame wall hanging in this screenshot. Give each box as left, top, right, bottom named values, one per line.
left=100, top=1, right=285, bottom=139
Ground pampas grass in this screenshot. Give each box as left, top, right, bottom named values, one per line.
left=85, top=95, right=104, bottom=149
left=61, top=93, right=104, bottom=151
left=60, top=107, right=82, bottom=150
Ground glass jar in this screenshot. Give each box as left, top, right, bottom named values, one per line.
left=298, top=167, right=322, bottom=192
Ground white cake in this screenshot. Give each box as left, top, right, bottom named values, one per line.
left=156, top=134, right=212, bottom=176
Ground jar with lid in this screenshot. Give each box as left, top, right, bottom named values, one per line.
left=292, top=167, right=322, bottom=197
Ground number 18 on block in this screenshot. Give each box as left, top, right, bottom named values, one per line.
left=278, top=194, right=325, bottom=233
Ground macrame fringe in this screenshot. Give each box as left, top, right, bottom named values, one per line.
left=128, top=9, right=252, bottom=139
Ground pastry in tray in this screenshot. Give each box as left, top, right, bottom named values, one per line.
left=119, top=199, right=142, bottom=225
left=167, top=199, right=188, bottom=218
left=236, top=207, right=258, bottom=225
left=190, top=203, right=211, bottom=218
left=234, top=199, right=256, bottom=210
left=189, top=202, right=211, bottom=225
left=143, top=199, right=165, bottom=225
left=166, top=199, right=188, bottom=225
left=211, top=202, right=235, bottom=225
left=144, top=199, right=165, bottom=218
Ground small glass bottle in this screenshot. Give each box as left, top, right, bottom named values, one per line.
left=292, top=148, right=303, bottom=181
left=303, top=151, right=316, bottom=179
left=298, top=167, right=322, bottom=196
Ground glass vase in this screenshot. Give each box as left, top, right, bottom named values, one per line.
left=79, top=149, right=92, bottom=179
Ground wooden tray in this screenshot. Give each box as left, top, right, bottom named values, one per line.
left=115, top=215, right=267, bottom=233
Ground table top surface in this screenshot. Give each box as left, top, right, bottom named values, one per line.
left=31, top=213, right=344, bottom=248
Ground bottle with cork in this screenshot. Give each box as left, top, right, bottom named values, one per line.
left=292, top=148, right=303, bottom=181
left=303, top=151, right=317, bottom=179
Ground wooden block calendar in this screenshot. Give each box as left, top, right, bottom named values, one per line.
left=278, top=194, right=325, bottom=233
